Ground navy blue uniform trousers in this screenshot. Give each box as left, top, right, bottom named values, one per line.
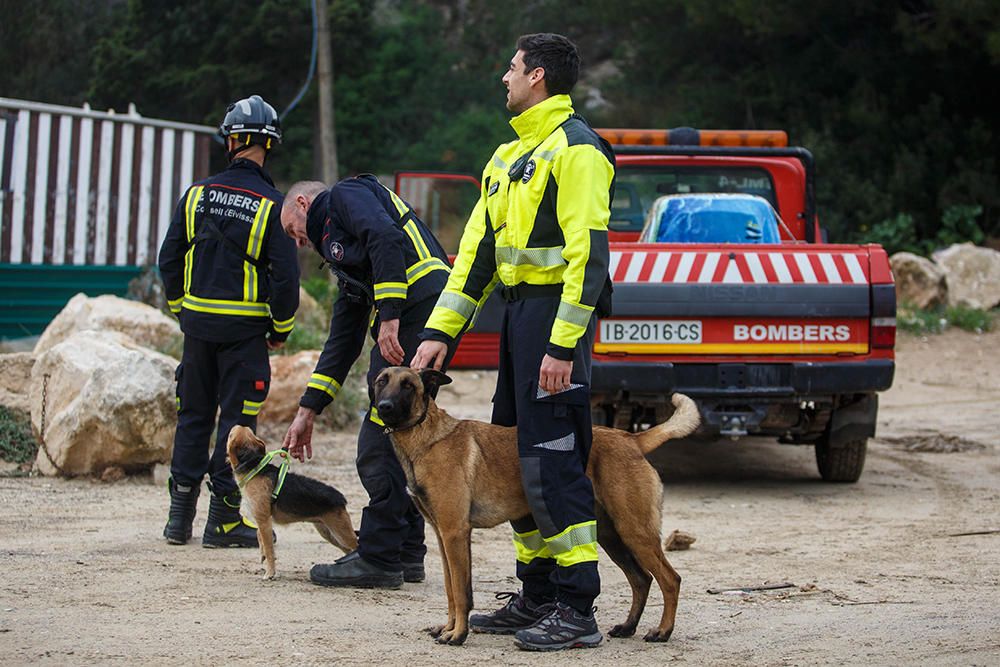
left=357, top=296, right=453, bottom=570
left=171, top=334, right=271, bottom=498
left=491, top=295, right=600, bottom=613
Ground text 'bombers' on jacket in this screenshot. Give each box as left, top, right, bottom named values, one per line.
left=158, top=159, right=300, bottom=343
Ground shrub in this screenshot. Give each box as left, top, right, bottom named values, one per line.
left=897, top=304, right=947, bottom=335
left=0, top=406, right=39, bottom=465
left=945, top=305, right=994, bottom=333
left=301, top=275, right=337, bottom=305
left=866, top=213, right=921, bottom=255
left=281, top=324, right=329, bottom=355
left=933, top=204, right=985, bottom=249
left=897, top=302, right=994, bottom=335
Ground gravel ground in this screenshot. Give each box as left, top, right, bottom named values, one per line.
left=1, top=329, right=998, bottom=665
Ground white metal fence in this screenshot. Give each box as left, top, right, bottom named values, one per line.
left=0, top=97, right=216, bottom=266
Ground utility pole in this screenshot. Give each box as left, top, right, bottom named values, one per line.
left=315, top=0, right=338, bottom=183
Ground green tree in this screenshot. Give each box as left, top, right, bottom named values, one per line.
left=0, top=0, right=118, bottom=106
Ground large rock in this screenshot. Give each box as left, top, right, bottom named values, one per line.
left=296, top=286, right=330, bottom=334
left=933, top=243, right=1000, bottom=309
left=890, top=252, right=948, bottom=309
left=256, top=349, right=366, bottom=431
left=30, top=330, right=177, bottom=476
left=0, top=352, right=34, bottom=412
left=257, top=350, right=321, bottom=426
left=34, top=294, right=182, bottom=356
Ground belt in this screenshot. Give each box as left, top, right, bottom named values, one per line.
left=499, top=283, right=563, bottom=303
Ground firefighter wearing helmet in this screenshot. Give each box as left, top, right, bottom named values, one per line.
left=158, top=95, right=299, bottom=547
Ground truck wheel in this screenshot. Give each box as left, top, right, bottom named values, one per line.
left=815, top=437, right=867, bottom=483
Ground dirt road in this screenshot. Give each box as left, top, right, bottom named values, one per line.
left=1, top=329, right=998, bottom=665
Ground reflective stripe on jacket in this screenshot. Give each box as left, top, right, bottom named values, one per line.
left=423, top=95, right=615, bottom=358
left=158, top=159, right=300, bottom=343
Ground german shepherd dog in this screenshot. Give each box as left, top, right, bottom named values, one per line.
left=372, top=367, right=700, bottom=646
left=226, top=426, right=358, bottom=579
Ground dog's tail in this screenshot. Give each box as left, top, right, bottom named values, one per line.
left=633, top=393, right=700, bottom=455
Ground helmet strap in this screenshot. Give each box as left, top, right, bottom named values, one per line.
left=227, top=144, right=250, bottom=163
left=226, top=133, right=271, bottom=164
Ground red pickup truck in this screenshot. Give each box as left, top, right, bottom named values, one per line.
left=396, top=128, right=896, bottom=483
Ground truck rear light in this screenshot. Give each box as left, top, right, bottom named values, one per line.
left=870, top=281, right=896, bottom=350
left=871, top=317, right=896, bottom=348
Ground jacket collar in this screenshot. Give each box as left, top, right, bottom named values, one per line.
left=227, top=158, right=275, bottom=187
left=509, top=94, right=575, bottom=145
left=306, top=189, right=330, bottom=252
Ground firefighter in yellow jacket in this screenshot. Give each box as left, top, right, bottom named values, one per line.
left=412, top=33, right=615, bottom=651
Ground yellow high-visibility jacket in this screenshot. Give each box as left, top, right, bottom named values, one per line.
left=423, top=95, right=615, bottom=359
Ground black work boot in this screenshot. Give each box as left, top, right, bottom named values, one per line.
left=202, top=492, right=259, bottom=548
left=401, top=561, right=425, bottom=584
left=513, top=602, right=603, bottom=651
left=163, top=477, right=200, bottom=545
left=469, top=591, right=554, bottom=634
left=310, top=550, right=403, bottom=589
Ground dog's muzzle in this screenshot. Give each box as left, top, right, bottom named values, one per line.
left=376, top=398, right=402, bottom=427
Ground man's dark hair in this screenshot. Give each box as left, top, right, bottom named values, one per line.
left=516, top=33, right=580, bottom=96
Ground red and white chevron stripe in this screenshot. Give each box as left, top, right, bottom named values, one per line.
left=609, top=250, right=870, bottom=284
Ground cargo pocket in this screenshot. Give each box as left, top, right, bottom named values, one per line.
left=533, top=381, right=589, bottom=418
left=240, top=363, right=271, bottom=423
left=523, top=380, right=590, bottom=453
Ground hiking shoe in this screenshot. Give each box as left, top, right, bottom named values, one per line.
left=401, top=561, right=425, bottom=583
left=310, top=551, right=403, bottom=589
left=514, top=602, right=603, bottom=651
left=470, top=591, right=554, bottom=634
left=202, top=493, right=260, bottom=548
left=163, top=477, right=200, bottom=545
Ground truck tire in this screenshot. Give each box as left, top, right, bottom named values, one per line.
left=815, top=437, right=867, bottom=483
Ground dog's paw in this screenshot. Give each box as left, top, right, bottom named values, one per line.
left=608, top=622, right=637, bottom=638
left=435, top=629, right=467, bottom=646
left=426, top=624, right=445, bottom=638
left=643, top=626, right=674, bottom=643
left=262, top=569, right=276, bottom=581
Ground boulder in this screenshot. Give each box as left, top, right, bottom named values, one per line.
left=933, top=243, right=1000, bottom=309
left=30, top=330, right=177, bottom=476
left=34, top=294, right=182, bottom=356
left=296, top=286, right=330, bottom=334
left=256, top=350, right=321, bottom=426
left=890, top=252, right=948, bottom=309
left=0, top=352, right=34, bottom=412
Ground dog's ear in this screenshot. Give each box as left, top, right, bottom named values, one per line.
left=418, top=368, right=452, bottom=398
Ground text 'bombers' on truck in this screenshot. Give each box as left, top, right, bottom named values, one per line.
left=395, top=128, right=896, bottom=483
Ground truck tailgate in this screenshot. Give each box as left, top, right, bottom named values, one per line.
left=598, top=244, right=876, bottom=358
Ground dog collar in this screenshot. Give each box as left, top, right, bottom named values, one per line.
left=237, top=449, right=290, bottom=502
left=383, top=399, right=430, bottom=434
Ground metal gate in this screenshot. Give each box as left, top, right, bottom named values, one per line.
left=0, top=97, right=216, bottom=337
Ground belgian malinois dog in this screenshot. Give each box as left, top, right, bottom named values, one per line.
left=372, top=367, right=700, bottom=646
